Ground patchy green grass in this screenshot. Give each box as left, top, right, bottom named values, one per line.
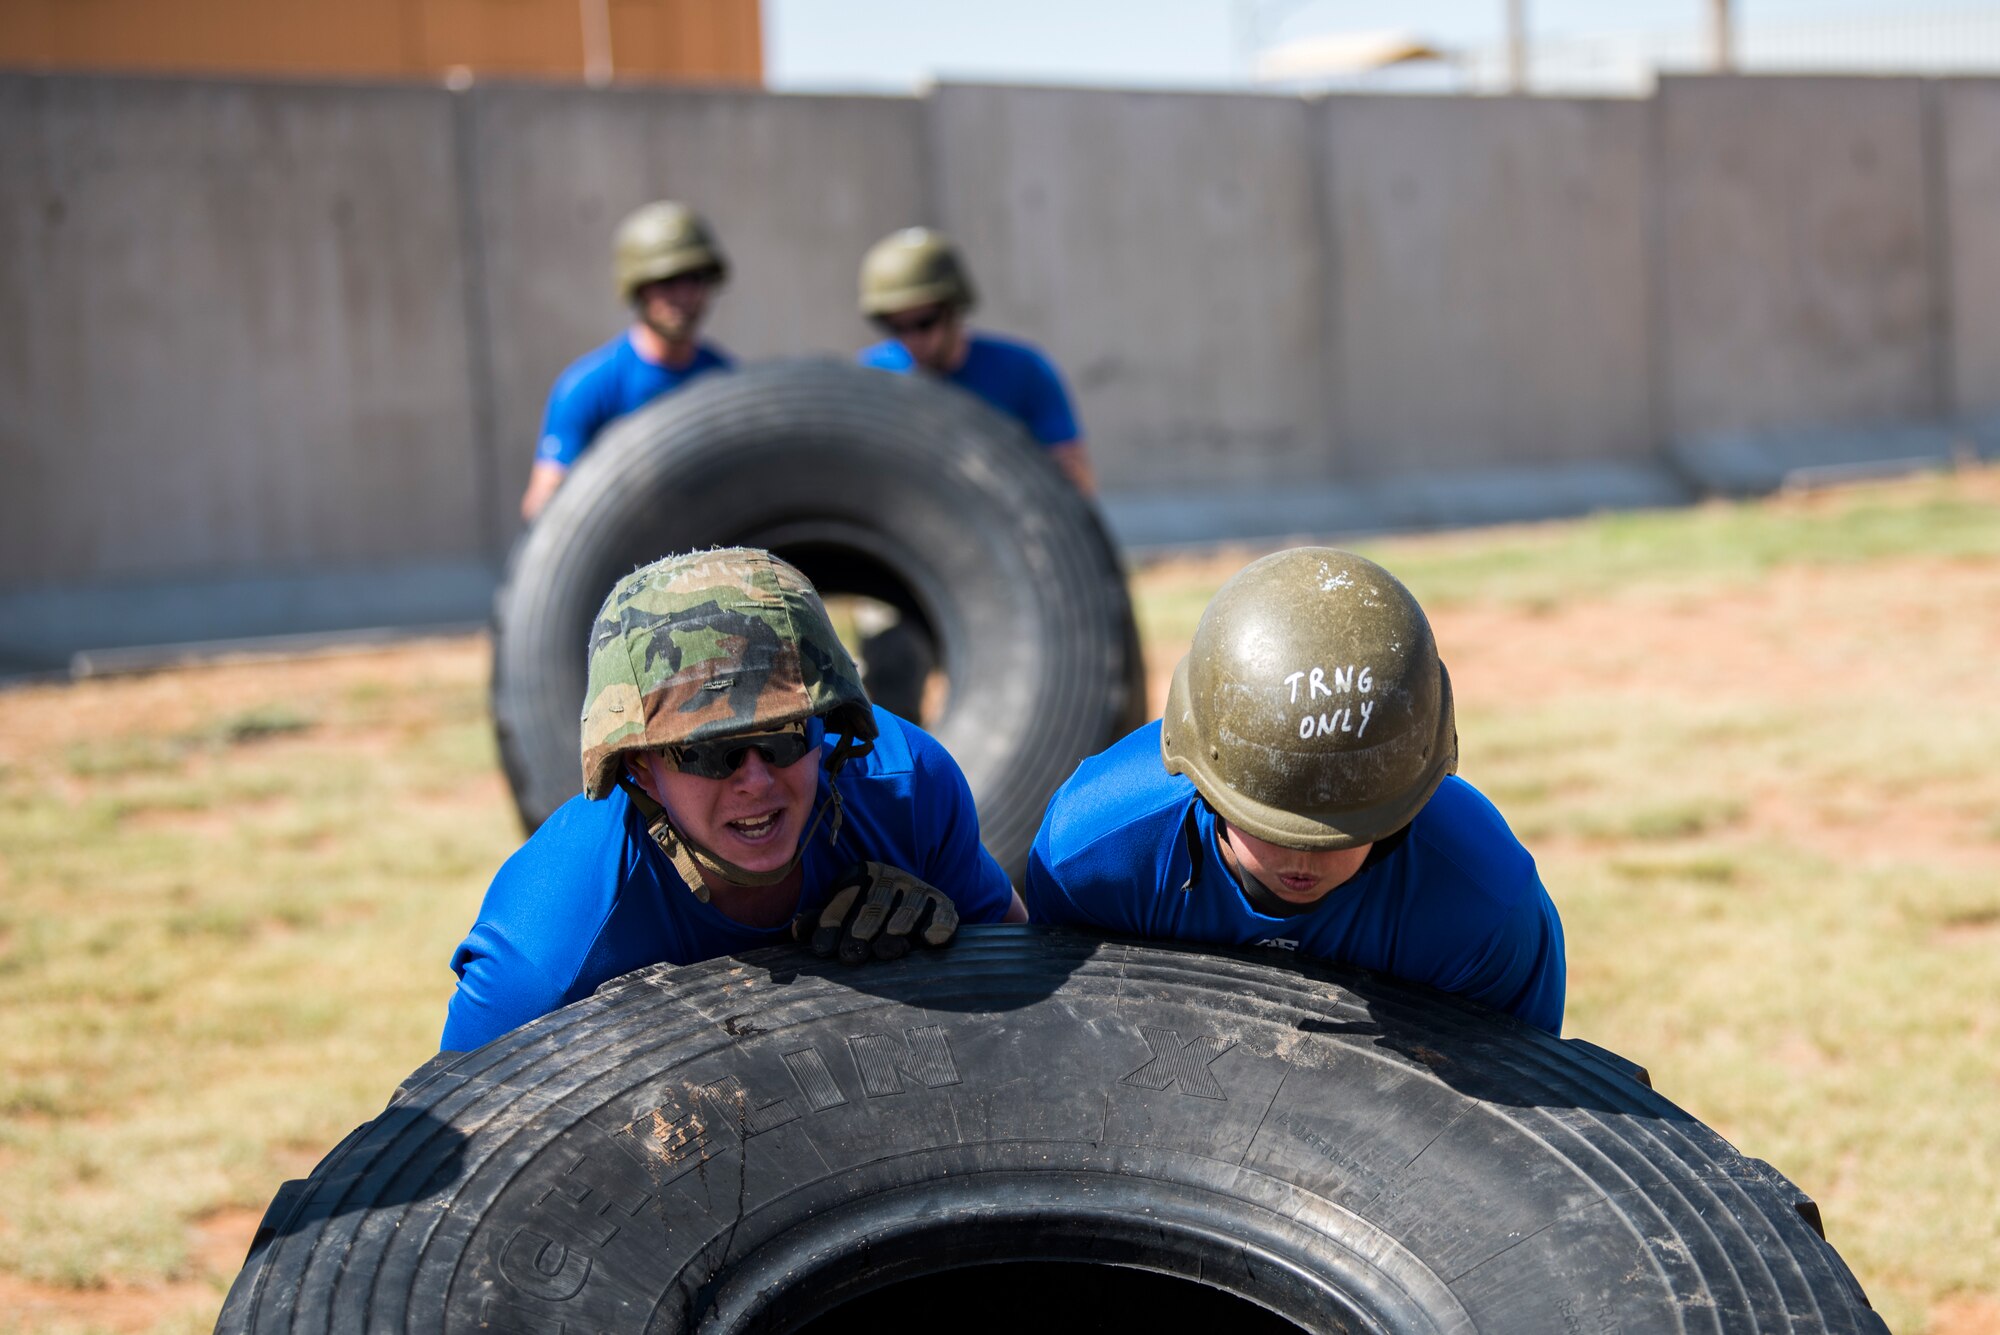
left=0, top=640, right=514, bottom=1327
left=1467, top=689, right=2000, bottom=1333
left=1371, top=467, right=2000, bottom=610
left=0, top=467, right=1995, bottom=1332
left=1135, top=464, right=2000, bottom=637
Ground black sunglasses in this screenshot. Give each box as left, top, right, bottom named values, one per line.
left=667, top=724, right=816, bottom=780
left=878, top=307, right=951, bottom=337
left=636, top=268, right=722, bottom=300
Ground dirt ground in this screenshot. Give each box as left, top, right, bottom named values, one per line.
left=3, top=480, right=1996, bottom=1333
left=0, top=1208, right=260, bottom=1332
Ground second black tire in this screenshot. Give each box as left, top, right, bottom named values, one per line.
left=490, top=360, right=1143, bottom=885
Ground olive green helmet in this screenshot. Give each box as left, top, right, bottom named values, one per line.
left=579, top=547, right=875, bottom=802
left=612, top=200, right=729, bottom=301
left=1161, top=548, right=1457, bottom=850
left=859, top=227, right=976, bottom=317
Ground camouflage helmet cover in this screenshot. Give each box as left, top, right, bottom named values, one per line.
left=581, top=548, right=876, bottom=800
left=612, top=200, right=729, bottom=300
left=1161, top=547, right=1458, bottom=850
left=859, top=226, right=977, bottom=316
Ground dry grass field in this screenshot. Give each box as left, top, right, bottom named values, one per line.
left=2, top=466, right=1997, bottom=1333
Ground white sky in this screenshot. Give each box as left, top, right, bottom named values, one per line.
left=765, top=0, right=1976, bottom=91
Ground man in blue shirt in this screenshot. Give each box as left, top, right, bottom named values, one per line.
left=1025, top=548, right=1566, bottom=1034
left=856, top=227, right=1096, bottom=496
left=519, top=200, right=735, bottom=521
left=443, top=548, right=1025, bottom=1052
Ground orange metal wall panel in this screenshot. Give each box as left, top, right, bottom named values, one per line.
left=610, top=0, right=682, bottom=79
left=718, top=0, right=764, bottom=83
left=0, top=0, right=763, bottom=83
left=418, top=0, right=584, bottom=76
left=2, top=0, right=421, bottom=77
left=0, top=3, right=57, bottom=63
left=610, top=0, right=759, bottom=84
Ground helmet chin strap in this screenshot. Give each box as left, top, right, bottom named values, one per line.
left=616, top=737, right=864, bottom=902
left=661, top=814, right=809, bottom=894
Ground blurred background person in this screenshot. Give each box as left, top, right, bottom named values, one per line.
left=519, top=200, right=733, bottom=521
left=857, top=226, right=1096, bottom=496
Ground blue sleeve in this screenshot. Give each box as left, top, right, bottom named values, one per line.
left=1414, top=850, right=1566, bottom=1035
left=896, top=719, right=1015, bottom=922
left=440, top=799, right=633, bottom=1050
left=1025, top=822, right=1101, bottom=926
left=1023, top=839, right=1165, bottom=936
left=1373, top=781, right=1566, bottom=1035
left=1024, top=727, right=1181, bottom=932
left=857, top=340, right=914, bottom=372
left=535, top=356, right=615, bottom=469
left=1018, top=347, right=1081, bottom=447
left=1024, top=803, right=1164, bottom=936
left=1455, top=885, right=1566, bottom=1034
left=442, top=914, right=574, bottom=1053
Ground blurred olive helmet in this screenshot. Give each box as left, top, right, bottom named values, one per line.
left=579, top=547, right=875, bottom=802
left=612, top=200, right=729, bottom=301
left=1161, top=548, right=1457, bottom=850
left=859, top=227, right=976, bottom=317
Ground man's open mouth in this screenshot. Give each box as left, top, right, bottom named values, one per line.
left=728, top=812, right=782, bottom=841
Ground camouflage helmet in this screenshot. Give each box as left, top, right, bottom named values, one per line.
left=1162, top=548, right=1457, bottom=850
left=859, top=227, right=976, bottom=317
left=612, top=200, right=729, bottom=301
left=581, top=548, right=876, bottom=800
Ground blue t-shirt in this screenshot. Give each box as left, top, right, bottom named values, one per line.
left=1024, top=723, right=1566, bottom=1034
left=535, top=332, right=732, bottom=469
left=442, top=707, right=1014, bottom=1051
left=858, top=332, right=1080, bottom=448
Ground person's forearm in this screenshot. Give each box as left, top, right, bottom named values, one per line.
left=1049, top=442, right=1096, bottom=496
left=520, top=461, right=569, bottom=521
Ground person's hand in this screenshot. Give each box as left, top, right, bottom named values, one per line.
left=803, top=862, right=959, bottom=964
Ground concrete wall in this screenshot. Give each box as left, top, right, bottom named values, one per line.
left=1656, top=76, right=1944, bottom=440
left=1941, top=78, right=2000, bottom=419
left=930, top=85, right=1331, bottom=492
left=1322, top=95, right=1654, bottom=477
left=0, top=75, right=484, bottom=589
left=5, top=71, right=1998, bottom=668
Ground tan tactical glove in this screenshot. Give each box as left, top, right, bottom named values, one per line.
left=804, top=862, right=960, bottom=964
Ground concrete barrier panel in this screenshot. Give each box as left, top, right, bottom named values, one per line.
left=1322, top=95, right=1653, bottom=477
left=927, top=84, right=1330, bottom=492
left=0, top=74, right=484, bottom=589
left=6, top=72, right=1981, bottom=667
left=463, top=85, right=928, bottom=532
left=1657, top=75, right=1938, bottom=440
left=1941, top=78, right=2000, bottom=419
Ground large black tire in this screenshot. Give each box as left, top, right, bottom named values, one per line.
left=491, top=360, right=1143, bottom=886
left=220, top=929, right=1884, bottom=1334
